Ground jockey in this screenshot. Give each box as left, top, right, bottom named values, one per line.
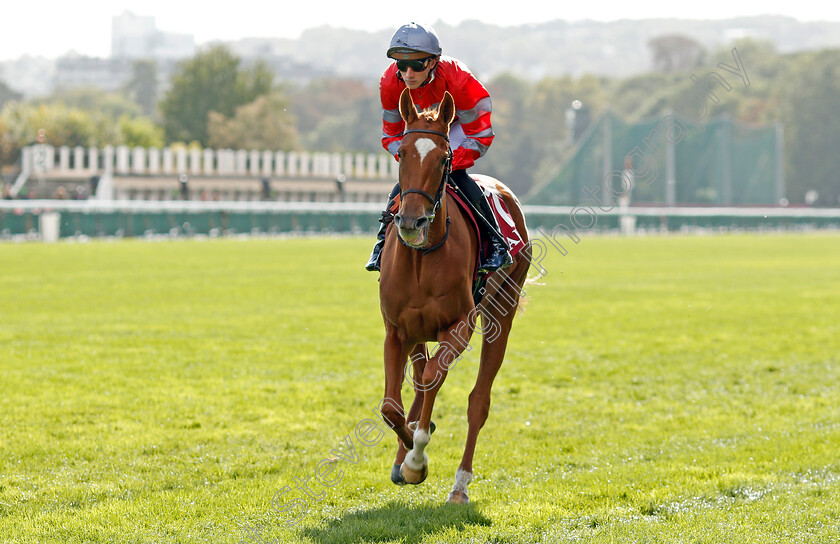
left=365, top=22, right=513, bottom=273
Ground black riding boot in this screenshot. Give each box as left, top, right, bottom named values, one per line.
left=365, top=183, right=401, bottom=272
left=448, top=170, right=513, bottom=273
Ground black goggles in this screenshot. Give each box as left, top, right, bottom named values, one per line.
left=395, top=56, right=435, bottom=72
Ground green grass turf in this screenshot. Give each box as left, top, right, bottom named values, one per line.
left=1, top=232, right=839, bottom=543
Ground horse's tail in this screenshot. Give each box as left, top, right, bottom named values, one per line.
left=515, top=274, right=545, bottom=313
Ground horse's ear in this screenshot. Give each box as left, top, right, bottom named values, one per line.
left=438, top=91, right=456, bottom=127
left=399, top=88, right=418, bottom=125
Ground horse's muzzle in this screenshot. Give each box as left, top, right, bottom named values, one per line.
left=394, top=213, right=431, bottom=247
left=394, top=213, right=430, bottom=232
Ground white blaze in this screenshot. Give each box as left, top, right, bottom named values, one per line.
left=414, top=138, right=436, bottom=164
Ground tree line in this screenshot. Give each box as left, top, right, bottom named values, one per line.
left=1, top=39, right=838, bottom=205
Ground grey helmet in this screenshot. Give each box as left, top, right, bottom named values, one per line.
left=387, top=22, right=442, bottom=58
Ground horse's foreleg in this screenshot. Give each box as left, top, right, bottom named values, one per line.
left=382, top=328, right=414, bottom=454
left=401, top=316, right=473, bottom=485
left=390, top=343, right=427, bottom=484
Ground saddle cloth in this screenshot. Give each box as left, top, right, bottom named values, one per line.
left=478, top=183, right=526, bottom=260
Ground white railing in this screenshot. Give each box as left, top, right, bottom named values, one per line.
left=18, top=145, right=399, bottom=180
left=3, top=200, right=838, bottom=220
left=0, top=198, right=384, bottom=213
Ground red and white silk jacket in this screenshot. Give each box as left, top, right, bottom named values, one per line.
left=380, top=56, right=494, bottom=171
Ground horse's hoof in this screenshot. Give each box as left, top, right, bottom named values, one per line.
left=447, top=490, right=470, bottom=504
left=399, top=462, right=428, bottom=485
left=390, top=464, right=406, bottom=485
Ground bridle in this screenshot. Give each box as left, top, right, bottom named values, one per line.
left=400, top=128, right=452, bottom=219
left=398, top=128, right=453, bottom=254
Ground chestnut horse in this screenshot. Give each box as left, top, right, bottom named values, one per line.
left=378, top=88, right=531, bottom=504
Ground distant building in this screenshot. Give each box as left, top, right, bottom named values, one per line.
left=111, top=11, right=195, bottom=60
left=54, top=54, right=132, bottom=92
left=111, top=12, right=156, bottom=58
left=51, top=12, right=195, bottom=94
left=0, top=56, right=56, bottom=98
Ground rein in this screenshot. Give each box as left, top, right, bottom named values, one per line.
left=398, top=128, right=453, bottom=254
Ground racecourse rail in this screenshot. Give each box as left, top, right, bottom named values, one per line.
left=1, top=200, right=838, bottom=241
left=15, top=144, right=397, bottom=181
left=9, top=144, right=398, bottom=202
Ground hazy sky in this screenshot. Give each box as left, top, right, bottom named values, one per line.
left=2, top=0, right=839, bottom=61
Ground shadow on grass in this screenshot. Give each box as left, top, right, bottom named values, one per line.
left=300, top=500, right=492, bottom=544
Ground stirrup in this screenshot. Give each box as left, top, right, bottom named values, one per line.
left=479, top=243, right=513, bottom=273
left=365, top=215, right=390, bottom=272
left=365, top=244, right=383, bottom=272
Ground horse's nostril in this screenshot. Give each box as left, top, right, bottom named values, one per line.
left=394, top=214, right=403, bottom=227
left=415, top=217, right=429, bottom=229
